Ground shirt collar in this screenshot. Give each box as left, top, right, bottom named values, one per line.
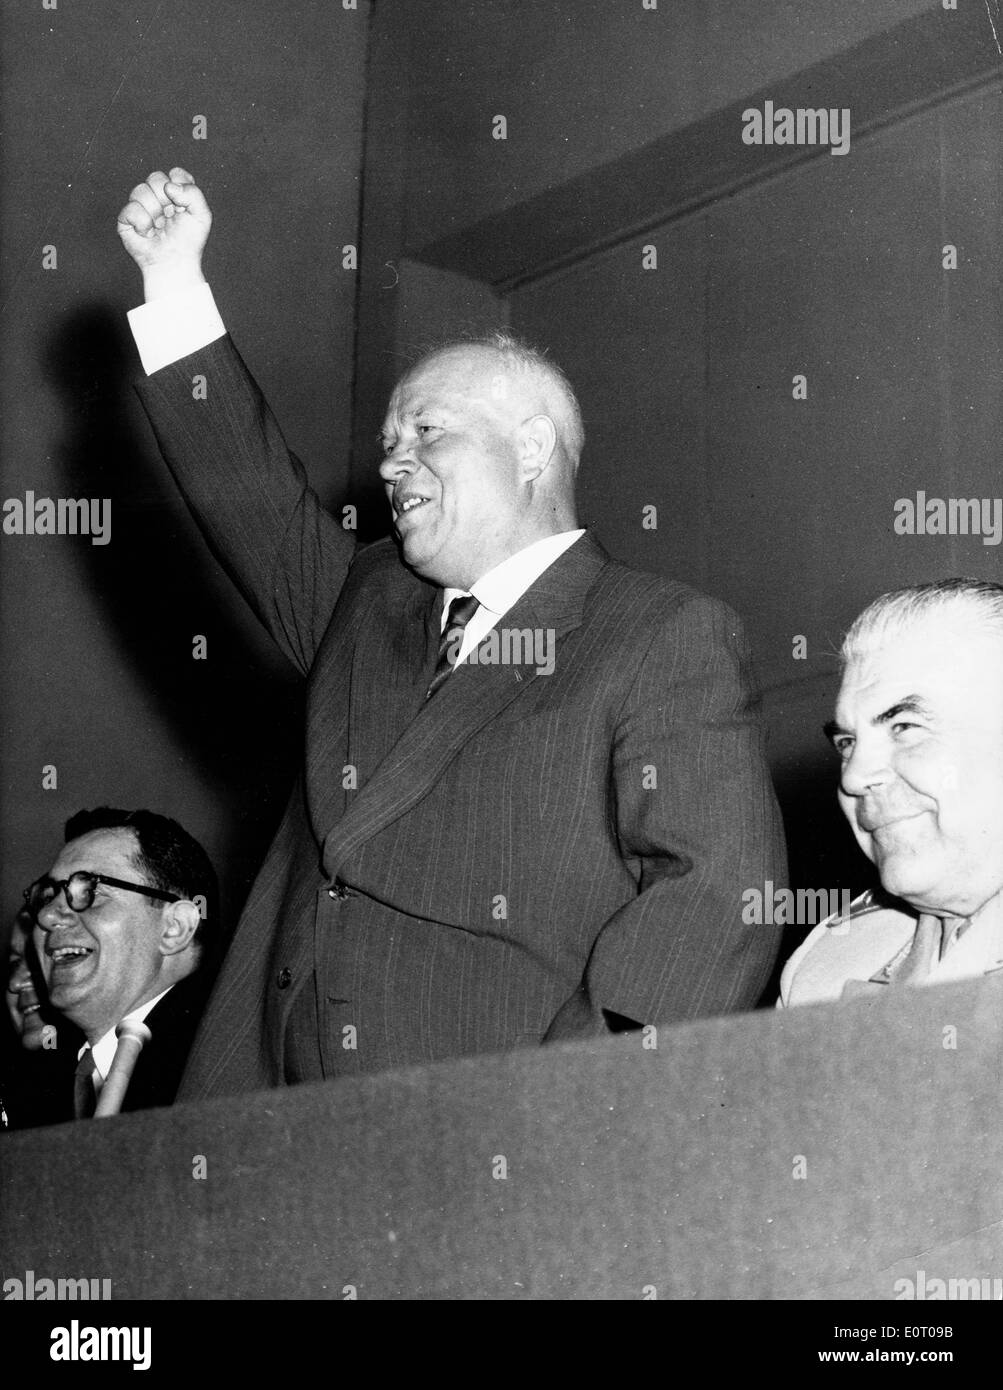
left=866, top=909, right=1003, bottom=989
left=79, top=985, right=174, bottom=1082
left=442, top=530, right=585, bottom=623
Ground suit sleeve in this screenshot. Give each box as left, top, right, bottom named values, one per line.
left=134, top=335, right=355, bottom=676
left=587, top=594, right=787, bottom=1023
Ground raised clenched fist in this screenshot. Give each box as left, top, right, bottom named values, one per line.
left=117, top=168, right=212, bottom=299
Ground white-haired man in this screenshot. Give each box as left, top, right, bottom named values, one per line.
left=780, top=579, right=1003, bottom=1004
left=116, top=167, right=787, bottom=1096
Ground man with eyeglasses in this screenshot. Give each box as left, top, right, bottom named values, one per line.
left=21, top=807, right=218, bottom=1119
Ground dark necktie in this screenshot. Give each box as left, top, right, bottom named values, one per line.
left=426, top=594, right=480, bottom=700
left=74, top=1047, right=97, bottom=1120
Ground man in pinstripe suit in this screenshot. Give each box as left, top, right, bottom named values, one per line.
left=117, top=168, right=787, bottom=1097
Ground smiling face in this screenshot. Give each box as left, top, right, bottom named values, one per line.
left=31, top=828, right=177, bottom=1043
left=830, top=612, right=1003, bottom=919
left=379, top=346, right=552, bottom=589
left=6, top=913, right=50, bottom=1050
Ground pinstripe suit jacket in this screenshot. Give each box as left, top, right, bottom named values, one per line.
left=136, top=336, right=787, bottom=1097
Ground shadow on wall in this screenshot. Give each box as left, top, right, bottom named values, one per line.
left=41, top=304, right=303, bottom=928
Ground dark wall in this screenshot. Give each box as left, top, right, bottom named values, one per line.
left=511, top=81, right=1003, bottom=900
left=395, top=0, right=936, bottom=250
left=0, top=1, right=368, bottom=921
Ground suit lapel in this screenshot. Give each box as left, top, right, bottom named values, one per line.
left=323, top=533, right=609, bottom=877
left=123, top=973, right=210, bottom=1112
left=344, top=576, right=443, bottom=776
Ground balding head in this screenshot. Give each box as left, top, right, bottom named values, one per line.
left=410, top=332, right=585, bottom=466
left=379, top=334, right=582, bottom=588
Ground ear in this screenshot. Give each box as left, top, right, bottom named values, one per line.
left=517, top=414, right=558, bottom=480
left=158, top=900, right=201, bottom=956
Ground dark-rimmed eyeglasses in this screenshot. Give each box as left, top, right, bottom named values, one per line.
left=22, top=871, right=180, bottom=920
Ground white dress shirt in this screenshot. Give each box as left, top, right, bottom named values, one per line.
left=128, top=282, right=225, bottom=376
left=79, top=986, right=173, bottom=1092
left=442, top=530, right=585, bottom=664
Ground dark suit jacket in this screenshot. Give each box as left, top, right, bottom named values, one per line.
left=136, top=336, right=787, bottom=1098
left=0, top=974, right=208, bottom=1125
left=118, top=972, right=213, bottom=1113
left=1, top=1021, right=80, bottom=1130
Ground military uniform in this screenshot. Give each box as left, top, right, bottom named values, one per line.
left=778, top=888, right=1003, bottom=1007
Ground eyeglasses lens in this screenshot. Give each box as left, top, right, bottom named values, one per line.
left=25, top=873, right=96, bottom=917
left=65, top=874, right=97, bottom=911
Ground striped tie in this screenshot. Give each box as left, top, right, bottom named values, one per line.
left=426, top=594, right=480, bottom=700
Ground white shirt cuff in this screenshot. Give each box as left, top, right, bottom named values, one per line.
left=127, top=282, right=226, bottom=376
